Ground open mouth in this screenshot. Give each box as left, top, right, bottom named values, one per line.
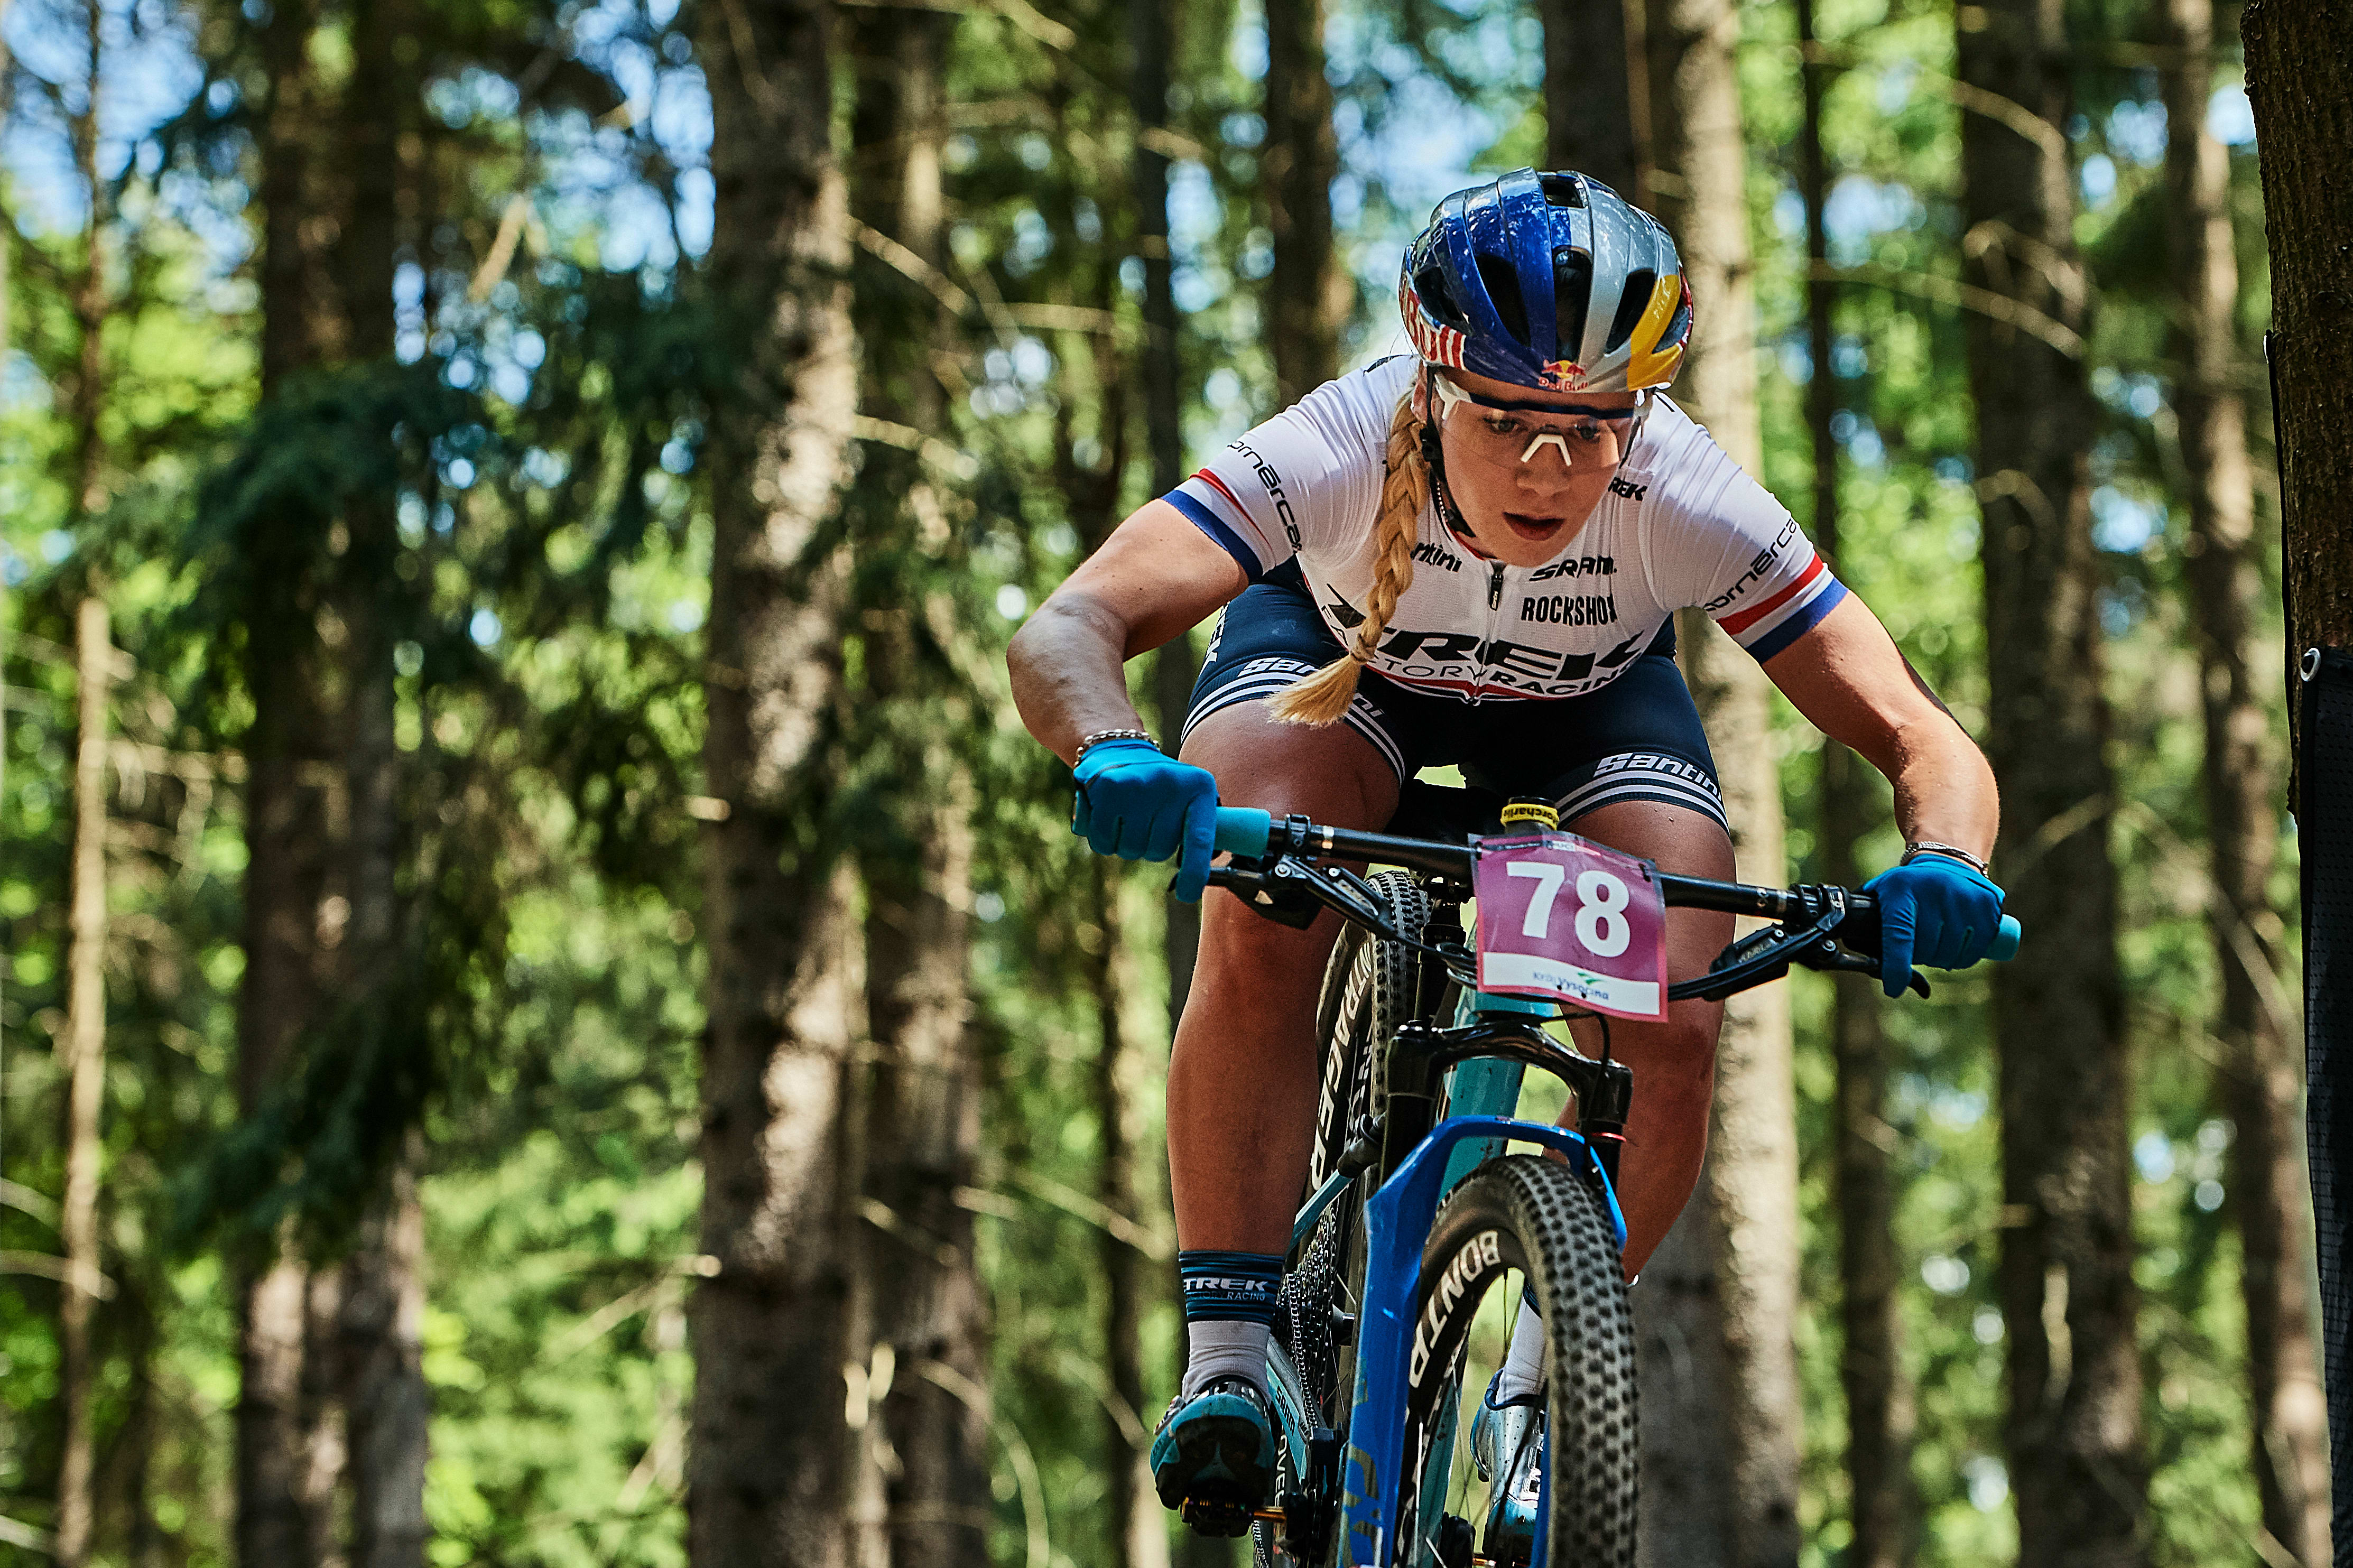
left=1502, top=512, right=1566, bottom=540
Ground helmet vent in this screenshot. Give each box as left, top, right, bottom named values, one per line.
left=1552, top=247, right=1592, bottom=360
left=1604, top=268, right=1657, bottom=352
left=1415, top=265, right=1466, bottom=326
left=1539, top=173, right=1586, bottom=208
left=1475, top=255, right=1531, bottom=346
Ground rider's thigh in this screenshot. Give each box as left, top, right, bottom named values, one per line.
left=1178, top=699, right=1401, bottom=830
left=1561, top=797, right=1734, bottom=1062
left=1177, top=699, right=1402, bottom=991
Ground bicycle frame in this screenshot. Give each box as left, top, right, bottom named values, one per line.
left=1211, top=802, right=2018, bottom=1565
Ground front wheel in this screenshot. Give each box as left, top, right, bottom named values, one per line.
left=1401, top=1155, right=1637, bottom=1567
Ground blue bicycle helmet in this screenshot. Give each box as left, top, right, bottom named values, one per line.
left=1398, top=168, right=1691, bottom=394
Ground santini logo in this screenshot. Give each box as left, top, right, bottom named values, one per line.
left=1411, top=539, right=1463, bottom=572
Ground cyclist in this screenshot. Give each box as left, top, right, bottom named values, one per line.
left=1006, top=168, right=2005, bottom=1534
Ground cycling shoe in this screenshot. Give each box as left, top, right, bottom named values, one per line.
left=1470, top=1372, right=1544, bottom=1564
left=1150, top=1376, right=1279, bottom=1537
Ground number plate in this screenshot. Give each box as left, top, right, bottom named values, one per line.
left=1472, top=831, right=1669, bottom=1020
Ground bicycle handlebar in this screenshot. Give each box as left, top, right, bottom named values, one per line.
left=1211, top=805, right=2021, bottom=962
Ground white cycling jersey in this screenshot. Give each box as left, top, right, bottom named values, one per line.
left=1166, top=356, right=1846, bottom=703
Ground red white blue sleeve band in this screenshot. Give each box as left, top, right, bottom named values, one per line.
left=1716, top=550, right=1848, bottom=662
left=1168, top=465, right=1289, bottom=578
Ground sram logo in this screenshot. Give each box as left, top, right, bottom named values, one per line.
left=1407, top=1229, right=1503, bottom=1387
left=1528, top=554, right=1616, bottom=582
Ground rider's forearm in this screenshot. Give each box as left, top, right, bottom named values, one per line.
left=1008, top=593, right=1154, bottom=766
left=1874, top=713, right=1999, bottom=865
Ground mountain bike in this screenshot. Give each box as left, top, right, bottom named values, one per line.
left=1194, top=780, right=2018, bottom=1568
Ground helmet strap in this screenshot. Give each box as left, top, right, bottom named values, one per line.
left=1419, top=366, right=1475, bottom=538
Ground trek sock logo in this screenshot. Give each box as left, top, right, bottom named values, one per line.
left=1179, top=1249, right=1283, bottom=1325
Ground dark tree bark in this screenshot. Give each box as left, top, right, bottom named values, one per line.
left=2244, top=3, right=2353, bottom=757
left=1956, top=4, right=2144, bottom=1563
left=691, top=1, right=865, bottom=1562
left=1794, top=4, right=1916, bottom=1562
left=846, top=14, right=992, bottom=1559
left=1536, top=0, right=1640, bottom=193
left=1263, top=0, right=1341, bottom=403
left=1640, top=1, right=1804, bottom=1562
left=1129, top=0, right=1200, bottom=1037
left=2166, top=3, right=2330, bottom=1560
left=1092, top=866, right=1160, bottom=1568
left=332, top=1, right=431, bottom=1557
left=238, top=4, right=336, bottom=1562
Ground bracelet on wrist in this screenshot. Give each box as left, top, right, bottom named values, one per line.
left=1074, top=728, right=1156, bottom=762
left=1902, top=840, right=1990, bottom=876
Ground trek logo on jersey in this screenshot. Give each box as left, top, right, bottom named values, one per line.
left=1700, top=517, right=1801, bottom=613
left=1521, top=593, right=1618, bottom=627
left=1528, top=554, right=1616, bottom=582
left=1411, top=540, right=1463, bottom=573
left=1367, top=625, right=1655, bottom=691
left=1608, top=475, right=1649, bottom=502
left=1229, top=438, right=1303, bottom=549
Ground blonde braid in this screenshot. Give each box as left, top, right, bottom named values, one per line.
left=1272, top=393, right=1428, bottom=726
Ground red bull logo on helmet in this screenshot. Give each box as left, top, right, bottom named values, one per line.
left=1540, top=359, right=1590, bottom=391
left=1399, top=280, right=1467, bottom=370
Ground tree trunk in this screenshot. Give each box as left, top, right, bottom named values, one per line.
left=1794, top=3, right=1916, bottom=1561
left=2165, top=3, right=2330, bottom=1560
left=1263, top=0, right=1341, bottom=404
left=2243, top=3, right=2353, bottom=772
left=1641, top=0, right=1804, bottom=1561
left=1091, top=866, right=1167, bottom=1568
left=690, top=1, right=865, bottom=1562
left=846, top=15, right=993, bottom=1560
left=1956, top=4, right=2144, bottom=1562
left=340, top=1156, right=429, bottom=1568
left=1129, top=0, right=1201, bottom=1036
left=1537, top=0, right=1640, bottom=194
left=332, top=1, right=430, bottom=1556
left=239, top=2, right=334, bottom=1560
left=54, top=597, right=110, bottom=1568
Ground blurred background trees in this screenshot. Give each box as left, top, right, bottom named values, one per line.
left=0, top=0, right=2314, bottom=1564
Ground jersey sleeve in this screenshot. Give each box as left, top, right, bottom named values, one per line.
left=1638, top=408, right=1848, bottom=663
left=1162, top=364, right=1397, bottom=581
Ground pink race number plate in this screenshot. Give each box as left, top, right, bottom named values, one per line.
left=1472, top=831, right=1670, bottom=1020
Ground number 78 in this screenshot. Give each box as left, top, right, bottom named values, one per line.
left=1505, top=861, right=1633, bottom=959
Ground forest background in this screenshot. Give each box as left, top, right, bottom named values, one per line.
left=0, top=0, right=2330, bottom=1564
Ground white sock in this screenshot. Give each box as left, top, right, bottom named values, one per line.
left=1494, top=1296, right=1545, bottom=1404
left=1182, top=1319, right=1272, bottom=1399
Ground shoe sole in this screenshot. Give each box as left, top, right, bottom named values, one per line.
left=1152, top=1403, right=1277, bottom=1538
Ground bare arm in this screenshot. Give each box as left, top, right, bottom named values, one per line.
left=1008, top=499, right=1250, bottom=764
left=1760, top=593, right=1998, bottom=864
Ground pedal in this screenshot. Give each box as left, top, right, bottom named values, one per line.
left=1179, top=1493, right=1255, bottom=1538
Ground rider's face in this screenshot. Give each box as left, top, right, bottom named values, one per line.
left=1413, top=368, right=1642, bottom=569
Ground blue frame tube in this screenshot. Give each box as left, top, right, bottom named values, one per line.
left=1337, top=1115, right=1626, bottom=1564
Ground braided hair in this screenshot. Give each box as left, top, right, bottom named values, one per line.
left=1271, top=392, right=1428, bottom=726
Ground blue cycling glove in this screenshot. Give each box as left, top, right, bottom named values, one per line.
left=1862, top=853, right=2005, bottom=999
left=1071, top=738, right=1219, bottom=903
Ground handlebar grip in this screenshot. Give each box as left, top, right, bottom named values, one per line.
left=1990, top=915, right=2021, bottom=962
left=1214, top=806, right=1272, bottom=860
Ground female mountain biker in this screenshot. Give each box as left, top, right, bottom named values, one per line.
left=1005, top=168, right=2005, bottom=1533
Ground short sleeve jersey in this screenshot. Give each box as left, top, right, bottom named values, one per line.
left=1163, top=356, right=1847, bottom=703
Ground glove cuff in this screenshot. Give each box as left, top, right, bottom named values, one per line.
left=1072, top=736, right=1165, bottom=781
